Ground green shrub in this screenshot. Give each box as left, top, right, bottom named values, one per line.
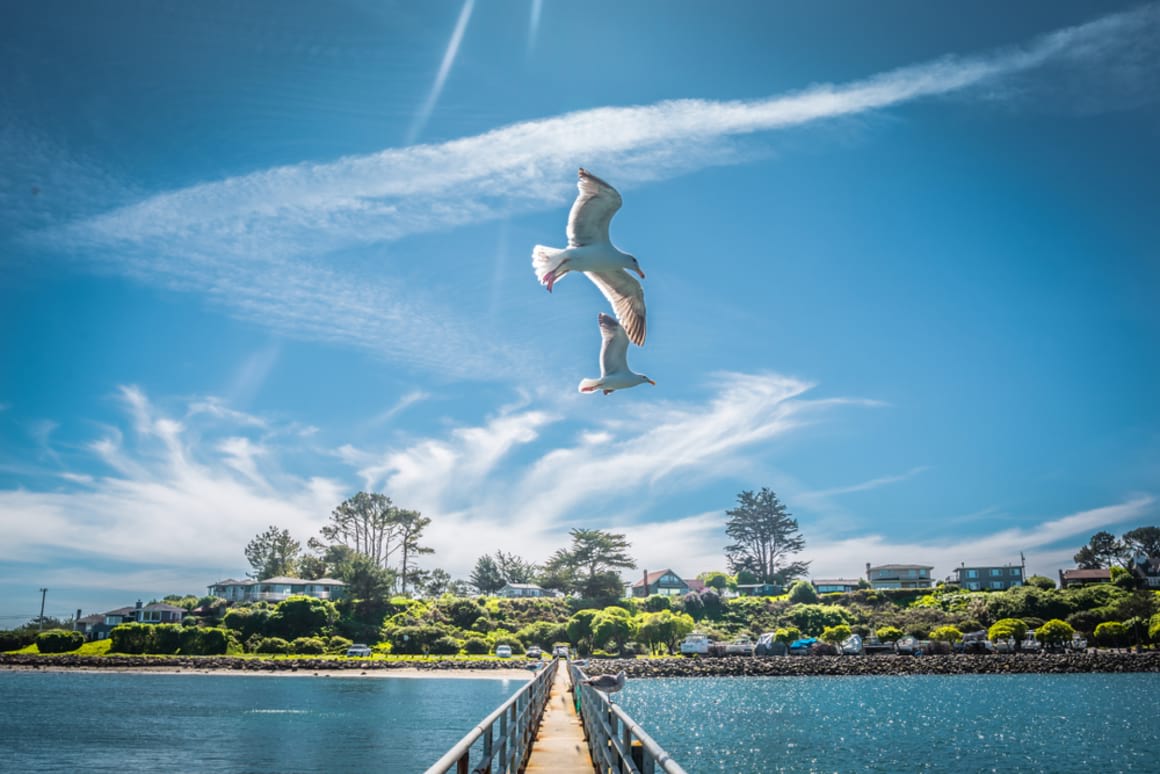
left=929, top=625, right=963, bottom=644
left=987, top=618, right=1028, bottom=642
left=1094, top=621, right=1128, bottom=648
left=0, top=630, right=38, bottom=652
left=428, top=636, right=462, bottom=655
left=327, top=636, right=354, bottom=654
left=254, top=637, right=291, bottom=654
left=875, top=626, right=904, bottom=642
left=788, top=580, right=819, bottom=605
left=1036, top=619, right=1075, bottom=648
left=786, top=604, right=848, bottom=636
left=180, top=627, right=235, bottom=655
left=291, top=637, right=326, bottom=655
left=151, top=624, right=183, bottom=654
left=110, top=623, right=152, bottom=654
left=461, top=636, right=492, bottom=655
left=36, top=629, right=84, bottom=653
left=819, top=624, right=852, bottom=645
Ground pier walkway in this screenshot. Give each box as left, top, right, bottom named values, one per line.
left=525, top=661, right=594, bottom=773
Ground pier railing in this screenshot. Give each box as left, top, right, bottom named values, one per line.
left=423, top=659, right=557, bottom=774
left=571, top=663, right=688, bottom=774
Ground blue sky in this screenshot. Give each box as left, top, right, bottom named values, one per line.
left=2, top=1, right=1158, bottom=624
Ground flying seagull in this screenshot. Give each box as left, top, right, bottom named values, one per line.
left=581, top=670, right=627, bottom=702
left=579, top=313, right=656, bottom=395
left=532, top=168, right=647, bottom=346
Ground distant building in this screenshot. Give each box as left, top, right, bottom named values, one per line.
left=951, top=564, right=1024, bottom=591
left=207, top=576, right=346, bottom=604
left=1128, top=554, right=1160, bottom=589
left=496, top=582, right=554, bottom=598
left=632, top=569, right=691, bottom=598
left=1058, top=568, right=1111, bottom=588
left=812, top=578, right=861, bottom=594
left=866, top=563, right=934, bottom=590
left=77, top=600, right=186, bottom=641
left=735, top=583, right=781, bottom=597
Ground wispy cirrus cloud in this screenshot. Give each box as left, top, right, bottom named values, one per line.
left=24, top=5, right=1156, bottom=381
left=0, top=379, right=1152, bottom=616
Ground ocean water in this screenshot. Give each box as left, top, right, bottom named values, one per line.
left=615, top=673, right=1160, bottom=773
left=0, top=670, right=525, bottom=773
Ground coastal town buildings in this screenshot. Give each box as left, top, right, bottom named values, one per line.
left=497, top=582, right=555, bottom=598
left=812, top=578, right=862, bottom=594
left=950, top=563, right=1025, bottom=591
left=865, top=563, right=934, bottom=590
left=631, top=569, right=691, bottom=597
left=207, top=576, right=346, bottom=604
left=1058, top=568, right=1112, bottom=587
left=76, top=600, right=185, bottom=640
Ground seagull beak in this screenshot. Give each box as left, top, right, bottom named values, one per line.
left=646, top=378, right=656, bottom=386
left=636, top=268, right=646, bottom=279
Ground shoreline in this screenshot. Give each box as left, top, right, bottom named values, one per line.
left=0, top=654, right=534, bottom=680
left=4, top=651, right=1160, bottom=677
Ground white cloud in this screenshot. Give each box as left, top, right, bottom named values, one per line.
left=408, top=0, right=476, bottom=144
left=30, top=5, right=1157, bottom=381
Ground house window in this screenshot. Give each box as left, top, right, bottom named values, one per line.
left=967, top=582, right=980, bottom=590
left=1010, top=568, right=1022, bottom=576
left=990, top=581, right=1004, bottom=589
left=966, top=569, right=977, bottom=578
left=990, top=569, right=1002, bottom=576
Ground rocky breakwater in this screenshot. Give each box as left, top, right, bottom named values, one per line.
left=579, top=651, right=1160, bottom=679
left=0, top=653, right=532, bottom=673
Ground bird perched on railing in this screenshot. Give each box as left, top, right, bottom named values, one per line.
left=580, top=670, right=626, bottom=703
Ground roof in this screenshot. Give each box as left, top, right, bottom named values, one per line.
left=257, top=576, right=345, bottom=585
left=953, top=564, right=1021, bottom=572
left=812, top=578, right=861, bottom=586
left=143, top=603, right=185, bottom=612
left=684, top=579, right=706, bottom=593
left=210, top=578, right=256, bottom=587
left=869, top=564, right=934, bottom=571
left=1061, top=568, right=1111, bottom=580
left=501, top=582, right=544, bottom=590
left=632, top=569, right=684, bottom=587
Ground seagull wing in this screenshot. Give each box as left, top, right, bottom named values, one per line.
left=586, top=270, right=646, bottom=346
left=567, top=168, right=622, bottom=247
left=597, top=313, right=629, bottom=377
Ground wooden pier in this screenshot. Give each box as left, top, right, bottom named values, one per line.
left=525, top=661, right=595, bottom=773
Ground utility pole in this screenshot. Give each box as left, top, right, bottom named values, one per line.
left=38, top=587, right=48, bottom=630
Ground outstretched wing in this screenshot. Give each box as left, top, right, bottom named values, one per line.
left=567, top=168, right=622, bottom=247
left=586, top=270, right=646, bottom=346
left=597, top=313, right=629, bottom=378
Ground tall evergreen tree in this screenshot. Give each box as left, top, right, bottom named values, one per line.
left=1122, top=526, right=1160, bottom=559
left=395, top=509, right=433, bottom=594
left=544, top=529, right=635, bottom=598
left=469, top=554, right=505, bottom=594
left=244, top=525, right=301, bottom=579
left=1074, top=530, right=1126, bottom=569
left=723, top=488, right=809, bottom=585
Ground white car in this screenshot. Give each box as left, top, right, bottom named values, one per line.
left=495, top=645, right=513, bottom=658
left=346, top=644, right=372, bottom=657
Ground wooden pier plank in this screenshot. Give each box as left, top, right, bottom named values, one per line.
left=524, top=663, right=595, bottom=773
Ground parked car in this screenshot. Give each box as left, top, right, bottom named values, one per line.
left=895, top=636, right=932, bottom=656
left=525, top=646, right=542, bottom=659
left=552, top=645, right=570, bottom=658
left=957, top=630, right=994, bottom=654
left=495, top=645, right=513, bottom=658
left=724, top=637, right=756, bottom=656
left=788, top=637, right=818, bottom=655
left=862, top=636, right=895, bottom=655
left=346, top=644, right=372, bottom=657
left=840, top=633, right=863, bottom=655
left=679, top=632, right=712, bottom=656
left=754, top=632, right=787, bottom=656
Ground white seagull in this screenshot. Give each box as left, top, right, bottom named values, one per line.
left=579, top=314, right=656, bottom=395
left=580, top=670, right=627, bottom=702
left=532, top=168, right=647, bottom=346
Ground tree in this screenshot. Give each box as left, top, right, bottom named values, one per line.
left=495, top=552, right=539, bottom=584
left=987, top=618, right=1028, bottom=643
left=395, top=509, right=432, bottom=594
left=820, top=624, right=852, bottom=646
left=788, top=580, right=819, bottom=604
left=635, top=610, right=695, bottom=654
left=470, top=555, right=505, bottom=594
left=545, top=529, right=636, bottom=598
left=590, top=607, right=634, bottom=653
left=875, top=625, right=904, bottom=642
left=1036, top=619, right=1075, bottom=649
left=1122, top=526, right=1160, bottom=559
left=266, top=596, right=338, bottom=640
left=930, top=625, right=963, bottom=644
left=1093, top=621, right=1127, bottom=648
left=244, top=525, right=301, bottom=579
left=341, top=553, right=396, bottom=603
left=315, top=492, right=400, bottom=569
left=723, top=488, right=809, bottom=585
left=697, top=571, right=732, bottom=592
left=1026, top=575, right=1056, bottom=591
left=1074, top=531, right=1125, bottom=569
left=421, top=568, right=454, bottom=597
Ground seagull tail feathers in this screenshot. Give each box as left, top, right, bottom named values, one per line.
left=532, top=244, right=567, bottom=288
left=578, top=378, right=602, bottom=393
